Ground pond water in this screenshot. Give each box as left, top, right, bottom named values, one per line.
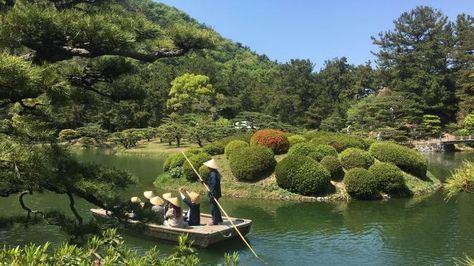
left=1, top=149, right=474, bottom=265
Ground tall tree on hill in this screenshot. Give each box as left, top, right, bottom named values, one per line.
left=372, top=6, right=456, bottom=123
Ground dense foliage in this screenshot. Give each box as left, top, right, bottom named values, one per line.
left=287, top=135, right=306, bottom=147
left=224, top=140, right=249, bottom=159
left=307, top=132, right=368, bottom=152
left=369, top=142, right=427, bottom=178
left=344, top=168, right=380, bottom=200
left=250, top=129, right=290, bottom=155
left=275, top=155, right=331, bottom=196
left=320, top=156, right=345, bottom=181
left=339, top=148, right=374, bottom=170
left=445, top=161, right=474, bottom=199
left=182, top=151, right=212, bottom=181
left=228, top=146, right=276, bottom=181
left=369, top=162, right=406, bottom=194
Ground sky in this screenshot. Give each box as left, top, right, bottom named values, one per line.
left=158, top=1, right=474, bottom=68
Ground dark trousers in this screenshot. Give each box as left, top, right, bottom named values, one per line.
left=210, top=198, right=223, bottom=225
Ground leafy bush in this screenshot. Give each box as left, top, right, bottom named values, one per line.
left=340, top=148, right=374, bottom=170
left=203, top=143, right=224, bottom=155
left=288, top=142, right=318, bottom=157
left=314, top=144, right=338, bottom=158
left=182, top=152, right=212, bottom=182
left=250, top=129, right=289, bottom=155
left=275, top=155, right=331, bottom=196
left=320, top=156, right=345, bottom=181
left=228, top=146, right=276, bottom=181
left=198, top=164, right=210, bottom=183
left=464, top=113, right=474, bottom=134
left=445, top=161, right=474, bottom=199
left=215, top=132, right=252, bottom=147
left=169, top=166, right=184, bottom=179
left=288, top=135, right=306, bottom=147
left=369, top=162, right=405, bottom=194
left=307, top=131, right=368, bottom=152
left=369, top=142, right=427, bottom=178
left=163, top=153, right=185, bottom=171
left=224, top=140, right=248, bottom=158
left=344, top=168, right=380, bottom=200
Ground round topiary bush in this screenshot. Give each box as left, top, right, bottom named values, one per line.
left=320, top=156, right=345, bottom=181
left=369, top=142, right=427, bottom=178
left=314, top=144, right=338, bottom=158
left=163, top=153, right=185, bottom=171
left=228, top=146, right=276, bottom=181
left=369, top=162, right=405, bottom=194
left=224, top=140, right=248, bottom=158
left=340, top=148, right=374, bottom=170
left=198, top=164, right=210, bottom=183
left=344, top=168, right=380, bottom=200
left=203, top=143, right=225, bottom=155
left=275, top=155, right=331, bottom=196
left=250, top=129, right=290, bottom=155
left=288, top=135, right=306, bottom=147
left=182, top=151, right=212, bottom=182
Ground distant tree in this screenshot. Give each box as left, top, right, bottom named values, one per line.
left=420, top=115, right=442, bottom=138
left=372, top=6, right=456, bottom=122
left=158, top=114, right=187, bottom=147
left=166, top=73, right=215, bottom=114
left=464, top=113, right=474, bottom=134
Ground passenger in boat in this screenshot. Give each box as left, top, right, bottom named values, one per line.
left=203, top=159, right=223, bottom=226
left=179, top=188, right=201, bottom=226
left=164, top=197, right=186, bottom=228
left=143, top=191, right=156, bottom=210
left=129, top=196, right=142, bottom=220
left=150, top=196, right=165, bottom=224
left=162, top=192, right=172, bottom=216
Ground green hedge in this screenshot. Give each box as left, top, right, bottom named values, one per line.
left=369, top=142, right=427, bottom=178
left=344, top=168, right=380, bottom=200
left=369, top=162, right=405, bottom=194
left=307, top=131, right=368, bottom=152
left=224, top=140, right=248, bottom=158
left=163, top=153, right=186, bottom=171
left=340, top=148, right=374, bottom=170
left=228, top=146, right=276, bottom=181
left=182, top=152, right=212, bottom=182
left=203, top=143, right=225, bottom=155
left=198, top=164, right=210, bottom=183
left=275, top=155, right=331, bottom=196
left=320, top=156, right=345, bottom=181
left=288, top=135, right=306, bottom=147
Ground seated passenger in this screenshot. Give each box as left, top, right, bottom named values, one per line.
left=162, top=192, right=172, bottom=215
left=143, top=191, right=156, bottom=210
left=179, top=188, right=201, bottom=226
left=129, top=196, right=142, bottom=220
left=149, top=196, right=165, bottom=224
left=164, top=197, right=186, bottom=228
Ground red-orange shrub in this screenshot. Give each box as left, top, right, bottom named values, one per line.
left=250, top=129, right=289, bottom=154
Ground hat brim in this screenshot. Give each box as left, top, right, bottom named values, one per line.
left=203, top=159, right=219, bottom=169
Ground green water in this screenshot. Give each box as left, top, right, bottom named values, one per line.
left=1, top=149, right=474, bottom=265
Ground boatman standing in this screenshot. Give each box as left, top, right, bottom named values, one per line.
left=203, top=159, right=223, bottom=225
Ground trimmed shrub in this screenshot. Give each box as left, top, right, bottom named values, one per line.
left=229, top=146, right=276, bottom=181
left=203, top=143, right=225, bottom=155
left=369, top=162, right=405, bottom=194
left=288, top=142, right=318, bottom=156
left=224, top=140, right=248, bottom=158
left=275, top=155, right=331, bottom=196
left=198, top=164, right=210, bottom=183
left=314, top=144, right=338, bottom=158
left=250, top=129, right=289, bottom=155
left=182, top=152, right=212, bottom=182
left=215, top=132, right=252, bottom=147
left=169, top=166, right=183, bottom=179
left=307, top=131, right=368, bottom=152
left=320, top=156, right=345, bottom=181
left=340, top=148, right=374, bottom=170
left=288, top=135, right=306, bottom=147
left=344, top=168, right=379, bottom=200
left=308, top=151, right=324, bottom=162
left=369, top=142, right=427, bottom=178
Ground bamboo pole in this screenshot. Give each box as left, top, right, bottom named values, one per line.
left=181, top=151, right=263, bottom=261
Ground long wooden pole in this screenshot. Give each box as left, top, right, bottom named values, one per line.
left=181, top=151, right=262, bottom=261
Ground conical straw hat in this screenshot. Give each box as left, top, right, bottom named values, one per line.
left=130, top=196, right=141, bottom=203
left=150, top=196, right=164, bottom=206
left=143, top=191, right=155, bottom=199
left=203, top=159, right=219, bottom=169
left=167, top=197, right=181, bottom=208
left=189, top=191, right=200, bottom=204
left=162, top=192, right=172, bottom=200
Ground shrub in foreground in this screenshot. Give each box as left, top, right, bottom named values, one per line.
left=229, top=146, right=276, bottom=181
left=224, top=140, right=248, bottom=158
left=288, top=135, right=306, bottom=147
left=369, top=142, right=427, bottom=178
left=275, top=155, right=331, bottom=196
left=182, top=151, right=212, bottom=182
left=340, top=148, right=374, bottom=170
left=344, top=168, right=379, bottom=200
left=369, top=162, right=405, bottom=194
left=320, top=156, right=345, bottom=181
left=250, top=129, right=289, bottom=154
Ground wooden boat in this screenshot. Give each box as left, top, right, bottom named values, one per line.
left=90, top=208, right=252, bottom=248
